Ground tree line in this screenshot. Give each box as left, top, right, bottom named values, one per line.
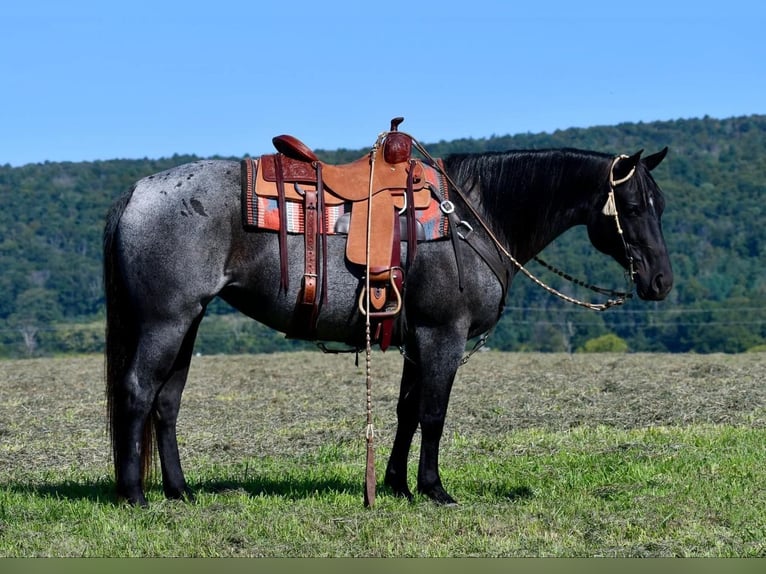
left=1, top=115, right=764, bottom=357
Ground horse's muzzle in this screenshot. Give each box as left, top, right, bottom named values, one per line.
left=636, top=270, right=673, bottom=301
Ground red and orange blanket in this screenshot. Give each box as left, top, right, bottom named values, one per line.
left=242, top=158, right=451, bottom=241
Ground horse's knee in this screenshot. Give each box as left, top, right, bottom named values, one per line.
left=419, top=411, right=448, bottom=440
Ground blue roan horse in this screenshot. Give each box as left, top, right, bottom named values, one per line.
left=103, top=137, right=672, bottom=506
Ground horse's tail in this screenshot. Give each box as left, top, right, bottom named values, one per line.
left=103, top=187, right=155, bottom=489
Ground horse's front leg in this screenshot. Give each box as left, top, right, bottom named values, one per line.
left=417, top=367, right=460, bottom=503
left=384, top=358, right=421, bottom=501
left=413, top=326, right=466, bottom=505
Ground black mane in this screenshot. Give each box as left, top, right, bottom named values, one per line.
left=442, top=149, right=614, bottom=256
left=443, top=148, right=612, bottom=209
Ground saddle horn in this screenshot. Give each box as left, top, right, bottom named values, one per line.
left=383, top=116, right=411, bottom=164
left=390, top=117, right=405, bottom=131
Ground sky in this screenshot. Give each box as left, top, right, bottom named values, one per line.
left=1, top=0, right=764, bottom=167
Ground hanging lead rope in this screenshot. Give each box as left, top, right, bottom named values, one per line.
left=363, top=133, right=385, bottom=508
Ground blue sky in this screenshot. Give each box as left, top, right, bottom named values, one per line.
left=2, top=0, right=763, bottom=166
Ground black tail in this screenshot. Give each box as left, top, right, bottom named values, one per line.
left=103, top=188, right=155, bottom=490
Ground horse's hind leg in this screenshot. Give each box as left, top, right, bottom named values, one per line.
left=154, top=315, right=203, bottom=501
left=113, top=316, right=199, bottom=505
left=112, top=361, right=154, bottom=506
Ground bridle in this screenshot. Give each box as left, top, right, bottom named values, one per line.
left=529, top=153, right=639, bottom=309
left=600, top=154, right=638, bottom=283
left=412, top=139, right=638, bottom=311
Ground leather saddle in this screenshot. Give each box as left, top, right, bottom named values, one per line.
left=241, top=118, right=437, bottom=348
left=255, top=134, right=432, bottom=269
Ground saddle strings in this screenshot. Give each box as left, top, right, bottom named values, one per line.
left=408, top=136, right=634, bottom=311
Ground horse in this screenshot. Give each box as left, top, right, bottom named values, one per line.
left=103, top=139, right=672, bottom=507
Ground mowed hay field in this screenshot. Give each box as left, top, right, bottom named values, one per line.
left=1, top=351, right=765, bottom=557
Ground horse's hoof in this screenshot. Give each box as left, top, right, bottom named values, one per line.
left=164, top=485, right=196, bottom=502
left=384, top=477, right=414, bottom=502
left=419, top=485, right=458, bottom=506
left=384, top=469, right=416, bottom=502
left=117, top=492, right=149, bottom=507
left=392, top=488, right=415, bottom=502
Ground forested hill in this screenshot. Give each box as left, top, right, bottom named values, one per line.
left=1, top=114, right=764, bottom=357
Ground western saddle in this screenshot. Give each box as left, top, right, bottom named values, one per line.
left=241, top=117, right=441, bottom=349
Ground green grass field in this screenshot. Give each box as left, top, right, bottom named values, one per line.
left=1, top=351, right=765, bottom=557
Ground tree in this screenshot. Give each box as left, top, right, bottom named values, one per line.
left=7, top=287, right=62, bottom=356
left=2, top=115, right=766, bottom=356
left=578, top=333, right=629, bottom=353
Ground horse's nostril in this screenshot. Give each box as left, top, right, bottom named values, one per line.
left=653, top=272, right=673, bottom=297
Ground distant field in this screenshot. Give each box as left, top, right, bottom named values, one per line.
left=1, top=351, right=765, bottom=557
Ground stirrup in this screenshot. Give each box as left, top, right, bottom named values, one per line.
left=357, top=274, right=402, bottom=318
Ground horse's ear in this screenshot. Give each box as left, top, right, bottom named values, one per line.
left=613, top=150, right=643, bottom=182
left=642, top=147, right=669, bottom=171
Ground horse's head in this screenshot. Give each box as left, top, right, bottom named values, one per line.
left=587, top=148, right=673, bottom=301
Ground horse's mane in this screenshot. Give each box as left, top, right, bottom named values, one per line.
left=441, top=149, right=608, bottom=243
left=443, top=148, right=610, bottom=209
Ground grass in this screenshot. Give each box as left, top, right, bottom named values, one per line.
left=1, top=351, right=766, bottom=556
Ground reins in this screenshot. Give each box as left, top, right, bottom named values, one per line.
left=410, top=138, right=637, bottom=311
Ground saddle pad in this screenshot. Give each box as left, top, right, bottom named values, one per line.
left=241, top=158, right=450, bottom=240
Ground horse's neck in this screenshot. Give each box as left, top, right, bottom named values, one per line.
left=492, top=156, right=600, bottom=263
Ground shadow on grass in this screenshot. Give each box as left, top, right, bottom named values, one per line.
left=197, top=476, right=364, bottom=500
left=2, top=476, right=534, bottom=505
left=2, top=478, right=115, bottom=504
left=2, top=476, right=370, bottom=504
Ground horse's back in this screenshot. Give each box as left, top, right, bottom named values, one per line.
left=120, top=159, right=240, bottom=235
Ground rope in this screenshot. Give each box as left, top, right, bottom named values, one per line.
left=363, top=133, right=385, bottom=508
left=532, top=256, right=633, bottom=299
